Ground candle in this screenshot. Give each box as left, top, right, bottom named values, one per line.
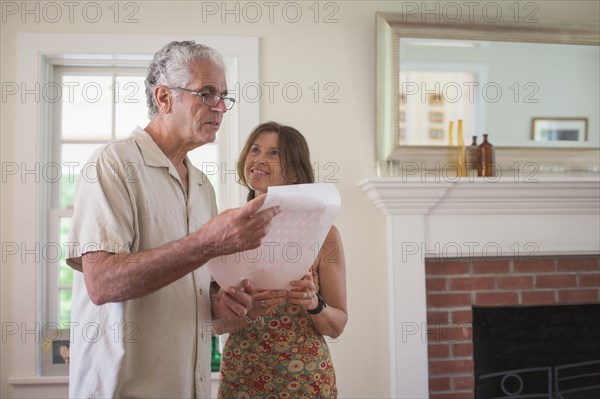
left=456, top=119, right=467, bottom=176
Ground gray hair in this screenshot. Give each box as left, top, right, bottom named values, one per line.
left=145, top=41, right=225, bottom=118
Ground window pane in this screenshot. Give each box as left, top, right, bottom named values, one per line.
left=59, top=262, right=73, bottom=287
left=61, top=143, right=105, bottom=208
left=62, top=75, right=113, bottom=140
left=59, top=217, right=73, bottom=287
left=59, top=216, right=72, bottom=329
left=61, top=175, right=77, bottom=210
left=115, top=76, right=150, bottom=139
left=188, top=144, right=220, bottom=204
left=59, top=289, right=72, bottom=329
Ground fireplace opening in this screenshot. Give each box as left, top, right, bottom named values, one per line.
left=473, top=303, right=600, bottom=398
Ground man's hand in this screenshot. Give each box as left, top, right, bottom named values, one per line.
left=212, top=279, right=256, bottom=321
left=78, top=195, right=280, bottom=305
left=195, top=194, right=280, bottom=259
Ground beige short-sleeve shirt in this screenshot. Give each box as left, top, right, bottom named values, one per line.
left=67, top=127, right=217, bottom=398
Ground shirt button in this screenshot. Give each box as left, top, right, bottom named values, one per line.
left=198, top=288, right=203, bottom=296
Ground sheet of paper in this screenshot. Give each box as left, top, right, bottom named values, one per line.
left=207, top=183, right=341, bottom=290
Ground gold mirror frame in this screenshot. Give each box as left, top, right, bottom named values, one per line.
left=376, top=12, right=600, bottom=173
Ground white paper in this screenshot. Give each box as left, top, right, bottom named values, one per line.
left=207, top=183, right=341, bottom=290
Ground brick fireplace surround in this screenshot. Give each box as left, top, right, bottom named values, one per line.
left=425, top=255, right=600, bottom=398
left=359, top=176, right=600, bottom=398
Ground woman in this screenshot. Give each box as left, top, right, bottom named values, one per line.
left=216, top=122, right=347, bottom=398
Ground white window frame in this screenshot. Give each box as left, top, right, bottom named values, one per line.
left=10, top=33, right=258, bottom=388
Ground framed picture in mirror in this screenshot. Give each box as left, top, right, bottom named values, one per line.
left=531, top=117, right=588, bottom=143
left=429, top=128, right=445, bottom=141
left=428, top=112, right=444, bottom=124
left=428, top=93, right=444, bottom=106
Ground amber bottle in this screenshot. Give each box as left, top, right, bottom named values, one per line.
left=478, top=134, right=495, bottom=177
left=466, top=136, right=480, bottom=176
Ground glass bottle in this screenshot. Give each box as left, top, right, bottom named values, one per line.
left=211, top=335, right=222, bottom=372
left=466, top=136, right=480, bottom=177
left=478, top=134, right=495, bottom=177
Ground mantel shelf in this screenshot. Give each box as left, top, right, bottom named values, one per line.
left=358, top=176, right=600, bottom=215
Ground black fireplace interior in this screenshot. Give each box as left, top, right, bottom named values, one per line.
left=473, top=303, right=600, bottom=398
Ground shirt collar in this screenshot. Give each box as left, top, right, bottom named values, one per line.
left=131, top=127, right=197, bottom=189
left=131, top=126, right=171, bottom=168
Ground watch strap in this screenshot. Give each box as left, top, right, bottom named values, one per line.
left=307, top=293, right=327, bottom=315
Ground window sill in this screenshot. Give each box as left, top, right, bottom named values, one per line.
left=9, top=375, right=69, bottom=386
left=9, top=373, right=220, bottom=386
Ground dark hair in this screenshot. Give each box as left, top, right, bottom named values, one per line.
left=237, top=122, right=314, bottom=201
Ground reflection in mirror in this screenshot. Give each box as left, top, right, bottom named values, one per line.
left=398, top=39, right=599, bottom=148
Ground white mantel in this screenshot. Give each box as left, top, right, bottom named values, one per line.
left=358, top=176, right=600, bottom=398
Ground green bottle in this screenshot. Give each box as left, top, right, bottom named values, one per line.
left=211, top=335, right=221, bottom=372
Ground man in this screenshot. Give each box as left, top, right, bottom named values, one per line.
left=66, top=41, right=279, bottom=398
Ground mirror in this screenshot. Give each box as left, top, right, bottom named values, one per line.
left=399, top=39, right=598, bottom=147
left=376, top=12, right=600, bottom=173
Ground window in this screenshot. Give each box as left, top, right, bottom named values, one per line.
left=47, top=66, right=150, bottom=328
left=399, top=68, right=480, bottom=146
left=44, top=62, right=237, bottom=376
left=47, top=65, right=227, bottom=328
left=9, top=33, right=257, bottom=384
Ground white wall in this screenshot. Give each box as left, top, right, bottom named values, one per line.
left=1, top=1, right=598, bottom=398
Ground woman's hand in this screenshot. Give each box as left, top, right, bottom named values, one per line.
left=287, top=273, right=319, bottom=311
left=212, top=279, right=256, bottom=322
left=247, top=289, right=287, bottom=319
left=211, top=281, right=286, bottom=333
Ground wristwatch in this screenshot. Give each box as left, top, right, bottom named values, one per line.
left=307, top=293, right=327, bottom=315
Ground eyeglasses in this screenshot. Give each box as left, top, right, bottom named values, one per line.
left=171, top=87, right=236, bottom=110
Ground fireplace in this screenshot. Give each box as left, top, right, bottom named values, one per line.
left=426, top=256, right=600, bottom=398
left=359, top=176, right=600, bottom=398
left=472, top=303, right=600, bottom=398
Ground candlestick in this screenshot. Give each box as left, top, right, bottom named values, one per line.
left=456, top=119, right=467, bottom=177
